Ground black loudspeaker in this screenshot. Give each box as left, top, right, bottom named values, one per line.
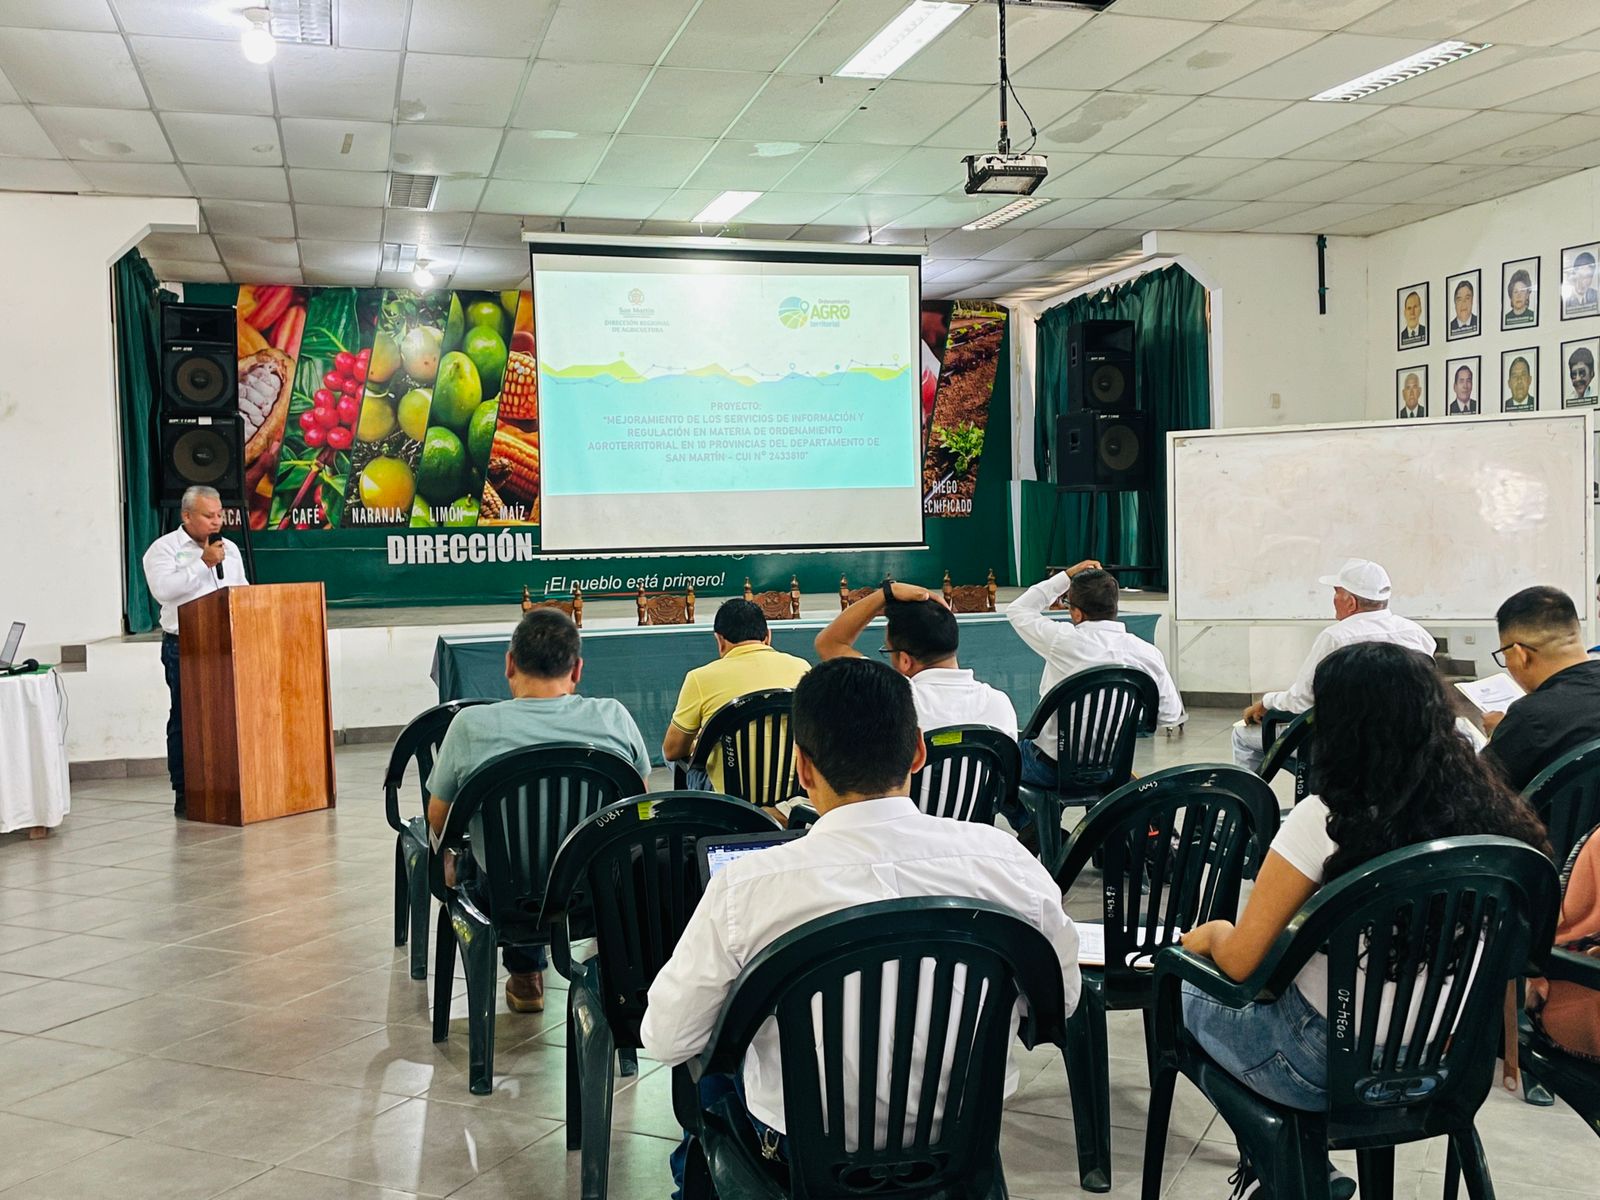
left=159, top=416, right=243, bottom=504
left=161, top=302, right=236, bottom=414
left=1068, top=319, right=1135, bottom=411
left=1055, top=410, right=1154, bottom=492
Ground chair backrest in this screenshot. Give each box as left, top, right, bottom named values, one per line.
left=382, top=699, right=494, bottom=833
left=1267, top=838, right=1557, bottom=1137
left=540, top=792, right=780, bottom=1044
left=689, top=688, right=798, bottom=808
left=839, top=575, right=875, bottom=610
left=911, top=725, right=1020, bottom=824
left=1524, top=736, right=1600, bottom=867
left=429, top=744, right=648, bottom=945
left=521, top=584, right=583, bottom=627
left=1022, top=666, right=1159, bottom=798
left=1259, top=708, right=1315, bottom=804
left=942, top=567, right=997, bottom=613
left=744, top=575, right=801, bottom=620
left=698, top=897, right=1067, bottom=1200
left=1059, top=764, right=1279, bottom=998
left=638, top=587, right=695, bottom=625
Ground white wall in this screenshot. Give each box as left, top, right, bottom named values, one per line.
left=0, top=194, right=199, bottom=660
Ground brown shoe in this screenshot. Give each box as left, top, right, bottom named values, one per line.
left=506, top=971, right=545, bottom=1013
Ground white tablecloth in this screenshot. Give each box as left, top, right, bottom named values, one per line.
left=0, top=669, right=70, bottom=833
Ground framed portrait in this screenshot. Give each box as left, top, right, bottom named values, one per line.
left=1443, top=356, right=1481, bottom=416
left=1444, top=269, right=1481, bottom=341
left=1500, top=348, right=1538, bottom=413
left=1561, top=242, right=1599, bottom=320
left=1395, top=366, right=1427, bottom=419
left=1500, top=257, right=1539, bottom=331
left=1396, top=282, right=1429, bottom=350
left=1561, top=337, right=1600, bottom=407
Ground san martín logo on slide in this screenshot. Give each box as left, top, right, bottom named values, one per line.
left=778, top=296, right=850, bottom=329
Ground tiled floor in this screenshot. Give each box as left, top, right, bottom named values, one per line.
left=1, top=709, right=1595, bottom=1197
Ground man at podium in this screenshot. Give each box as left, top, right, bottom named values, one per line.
left=142, top=485, right=249, bottom=815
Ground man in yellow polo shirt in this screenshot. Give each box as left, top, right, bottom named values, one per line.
left=662, top=598, right=810, bottom=790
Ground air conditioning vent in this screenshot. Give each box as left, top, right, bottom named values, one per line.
left=268, top=0, right=334, bottom=45
left=380, top=243, right=420, bottom=273
left=387, top=172, right=439, bottom=211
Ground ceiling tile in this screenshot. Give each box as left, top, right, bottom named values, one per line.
left=73, top=161, right=191, bottom=195
left=1114, top=24, right=1323, bottom=95
left=131, top=37, right=274, bottom=115
left=109, top=0, right=240, bottom=37
left=293, top=204, right=384, bottom=241
left=820, top=193, right=939, bottom=229
left=622, top=69, right=768, bottom=139
left=779, top=141, right=910, bottom=193
left=1371, top=110, right=1561, bottom=162
left=0, top=1, right=117, bottom=32
left=1272, top=160, right=1416, bottom=202
left=1014, top=14, right=1211, bottom=93
left=1522, top=137, right=1600, bottom=168
left=510, top=61, right=650, bottom=134
left=467, top=213, right=526, bottom=246
left=203, top=200, right=296, bottom=238
left=640, top=189, right=721, bottom=221
left=1341, top=161, right=1498, bottom=203
left=0, top=65, right=16, bottom=104
left=1318, top=204, right=1453, bottom=234
left=272, top=46, right=401, bottom=122
left=1114, top=157, right=1263, bottom=199
left=538, top=0, right=697, bottom=64
left=979, top=228, right=1108, bottom=262
left=156, top=259, right=230, bottom=283
left=590, top=135, right=714, bottom=188
left=860, top=147, right=970, bottom=196
left=923, top=88, right=1091, bottom=152
left=450, top=246, right=533, bottom=287
left=1465, top=0, right=1600, bottom=47
left=1281, top=106, right=1472, bottom=160
left=896, top=2, right=1092, bottom=84
left=1179, top=201, right=1319, bottom=231
left=303, top=247, right=380, bottom=288
left=1196, top=157, right=1337, bottom=201
left=1443, top=165, right=1568, bottom=202
left=1111, top=98, right=1290, bottom=156
left=382, top=209, right=474, bottom=246
left=0, top=158, right=85, bottom=190
left=1216, top=33, right=1436, bottom=101
left=886, top=194, right=1005, bottom=230
left=565, top=186, right=676, bottom=220
left=1113, top=0, right=1255, bottom=17
left=287, top=168, right=389, bottom=206
left=338, top=0, right=408, bottom=51
left=406, top=0, right=557, bottom=57
left=36, top=106, right=170, bottom=161
left=1502, top=71, right=1600, bottom=114
left=0, top=29, right=147, bottom=107
left=721, top=74, right=867, bottom=143
left=1346, top=0, right=1530, bottom=38
left=0, top=105, right=57, bottom=157
left=1035, top=154, right=1177, bottom=199
left=390, top=124, right=501, bottom=175
left=1047, top=229, right=1146, bottom=263
left=730, top=191, right=852, bottom=225
left=213, top=235, right=300, bottom=267
left=1039, top=197, right=1162, bottom=227
left=1038, top=92, right=1193, bottom=155
left=162, top=113, right=281, bottom=167
left=1405, top=51, right=1597, bottom=110
left=1247, top=202, right=1386, bottom=234
left=779, top=0, right=910, bottom=76
left=433, top=177, right=486, bottom=211
left=496, top=130, right=610, bottom=182
left=789, top=224, right=871, bottom=244
left=139, top=232, right=218, bottom=261
left=826, top=81, right=989, bottom=146
left=683, top=139, right=815, bottom=191
left=666, top=0, right=837, bottom=71
left=184, top=165, right=291, bottom=202
left=1196, top=101, right=1376, bottom=158
left=1452, top=113, right=1600, bottom=165
left=479, top=179, right=581, bottom=216
left=1339, top=43, right=1524, bottom=106
left=281, top=118, right=393, bottom=171
left=1231, top=0, right=1389, bottom=29
left=398, top=53, right=524, bottom=127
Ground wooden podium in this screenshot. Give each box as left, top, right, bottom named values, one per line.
left=178, top=582, right=335, bottom=824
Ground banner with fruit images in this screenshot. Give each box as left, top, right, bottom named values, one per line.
left=237, top=284, right=537, bottom=533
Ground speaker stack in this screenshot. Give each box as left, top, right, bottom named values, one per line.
left=158, top=303, right=242, bottom=505
left=1054, top=318, right=1153, bottom=493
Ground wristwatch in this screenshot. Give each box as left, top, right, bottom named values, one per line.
left=882, top=577, right=896, bottom=605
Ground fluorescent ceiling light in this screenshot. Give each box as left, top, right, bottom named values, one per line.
left=381, top=242, right=419, bottom=273
left=1310, top=40, right=1491, bottom=102
left=693, top=190, right=763, bottom=225
left=963, top=197, right=1053, bottom=231
left=835, top=1, right=966, bottom=80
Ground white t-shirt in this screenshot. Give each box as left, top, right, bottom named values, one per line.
left=1263, top=609, right=1436, bottom=714
left=909, top=667, right=1019, bottom=739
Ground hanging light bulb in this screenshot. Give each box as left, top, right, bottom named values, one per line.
left=413, top=261, right=436, bottom=289
left=241, top=8, right=276, bottom=64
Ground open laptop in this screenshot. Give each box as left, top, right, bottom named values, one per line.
left=0, top=622, right=23, bottom=670
left=696, top=830, right=804, bottom=887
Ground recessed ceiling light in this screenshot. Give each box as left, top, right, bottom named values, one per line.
left=835, top=1, right=966, bottom=80
left=963, top=197, right=1053, bottom=230
left=693, top=190, right=763, bottom=225
left=381, top=242, right=419, bottom=273
left=1310, top=40, right=1491, bottom=102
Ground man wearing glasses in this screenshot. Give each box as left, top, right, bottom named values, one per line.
left=1482, top=585, right=1600, bottom=791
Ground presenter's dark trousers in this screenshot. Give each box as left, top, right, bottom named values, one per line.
left=161, top=633, right=184, bottom=810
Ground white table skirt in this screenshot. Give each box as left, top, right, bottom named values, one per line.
left=0, top=669, right=70, bottom=833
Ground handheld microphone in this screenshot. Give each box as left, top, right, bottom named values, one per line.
left=209, top=532, right=224, bottom=580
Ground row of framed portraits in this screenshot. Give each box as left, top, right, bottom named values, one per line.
left=1395, top=243, right=1600, bottom=350
left=1394, top=341, right=1599, bottom=418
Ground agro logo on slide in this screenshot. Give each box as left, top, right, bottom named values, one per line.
left=778, top=296, right=851, bottom=329
left=778, top=296, right=810, bottom=329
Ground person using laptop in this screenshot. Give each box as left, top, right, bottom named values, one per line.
left=141, top=485, right=249, bottom=816
left=643, top=657, right=1079, bottom=1194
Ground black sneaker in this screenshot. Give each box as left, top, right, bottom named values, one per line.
left=173, top=792, right=186, bottom=817
left=1226, top=1156, right=1260, bottom=1200
left=1329, top=1163, right=1356, bottom=1200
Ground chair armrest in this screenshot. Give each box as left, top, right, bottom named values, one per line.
left=382, top=782, right=406, bottom=835
left=1541, top=947, right=1600, bottom=990
left=1148, top=944, right=1285, bottom=1065
left=1019, top=707, right=1048, bottom=743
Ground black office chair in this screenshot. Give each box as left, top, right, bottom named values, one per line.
left=680, top=688, right=798, bottom=810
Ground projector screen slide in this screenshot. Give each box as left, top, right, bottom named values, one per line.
left=530, top=246, right=923, bottom=553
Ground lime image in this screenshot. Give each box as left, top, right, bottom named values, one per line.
left=469, top=400, right=499, bottom=468
left=466, top=299, right=508, bottom=339
left=431, top=351, right=482, bottom=434
left=398, top=387, right=433, bottom=442
left=416, top=425, right=467, bottom=503
left=463, top=325, right=507, bottom=397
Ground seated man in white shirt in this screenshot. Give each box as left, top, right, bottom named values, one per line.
left=642, top=658, right=1078, bottom=1195
left=813, top=578, right=1018, bottom=737
left=1007, top=563, right=1185, bottom=827
left=1231, top=558, right=1436, bottom=772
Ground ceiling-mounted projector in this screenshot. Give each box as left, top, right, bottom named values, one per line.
left=963, top=152, right=1048, bottom=196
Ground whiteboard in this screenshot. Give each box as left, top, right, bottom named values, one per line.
left=1168, top=412, right=1594, bottom=623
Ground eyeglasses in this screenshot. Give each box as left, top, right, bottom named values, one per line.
left=877, top=646, right=900, bottom=658
left=1491, top=642, right=1526, bottom=668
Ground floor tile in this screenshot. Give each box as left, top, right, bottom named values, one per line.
left=8, top=1056, right=266, bottom=1135
left=213, top=1167, right=420, bottom=1199
left=46, top=992, right=253, bottom=1054
left=449, top=1126, right=682, bottom=1200
left=0, top=1111, right=122, bottom=1191
left=0, top=931, right=156, bottom=979
left=0, top=1137, right=268, bottom=1200
left=0, top=1034, right=131, bottom=1106
left=155, top=1009, right=385, bottom=1073
left=0, top=977, right=145, bottom=1035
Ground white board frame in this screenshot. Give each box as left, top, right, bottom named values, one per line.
left=1166, top=411, right=1595, bottom=627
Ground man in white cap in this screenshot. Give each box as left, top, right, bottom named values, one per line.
left=1231, top=559, right=1435, bottom=771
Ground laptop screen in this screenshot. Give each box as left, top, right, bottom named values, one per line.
left=697, top=831, right=803, bottom=884
left=0, top=622, right=21, bottom=669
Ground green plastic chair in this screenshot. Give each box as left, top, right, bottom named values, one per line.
left=676, top=897, right=1070, bottom=1200
left=1142, top=837, right=1559, bottom=1200
left=1259, top=708, right=1314, bottom=805
left=538, top=792, right=780, bottom=1200
left=1018, top=666, right=1159, bottom=873
left=429, top=743, right=647, bottom=1094
left=1523, top=735, right=1600, bottom=867
left=382, top=699, right=491, bottom=979
left=1053, top=763, right=1280, bottom=1192
left=676, top=688, right=799, bottom=809
left=1519, top=946, right=1600, bottom=1138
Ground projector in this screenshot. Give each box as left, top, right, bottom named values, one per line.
left=963, top=152, right=1049, bottom=196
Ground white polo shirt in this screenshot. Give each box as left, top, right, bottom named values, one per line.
left=141, top=526, right=249, bottom=635
left=1263, top=609, right=1436, bottom=714
left=909, top=667, right=1019, bottom=739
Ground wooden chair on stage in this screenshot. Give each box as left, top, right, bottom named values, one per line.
left=522, top=585, right=583, bottom=627
left=943, top=568, right=997, bottom=613
left=838, top=574, right=875, bottom=610
left=743, top=576, right=800, bottom=621
left=638, top=586, right=695, bottom=626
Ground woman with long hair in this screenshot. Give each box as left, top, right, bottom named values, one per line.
left=1179, top=641, right=1550, bottom=1197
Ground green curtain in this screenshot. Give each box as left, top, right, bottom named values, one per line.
left=114, top=250, right=172, bottom=633
left=1023, top=263, right=1210, bottom=589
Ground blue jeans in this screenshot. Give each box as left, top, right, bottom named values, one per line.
left=669, top=1072, right=786, bottom=1199
left=1182, top=981, right=1328, bottom=1110
left=503, top=944, right=548, bottom=973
